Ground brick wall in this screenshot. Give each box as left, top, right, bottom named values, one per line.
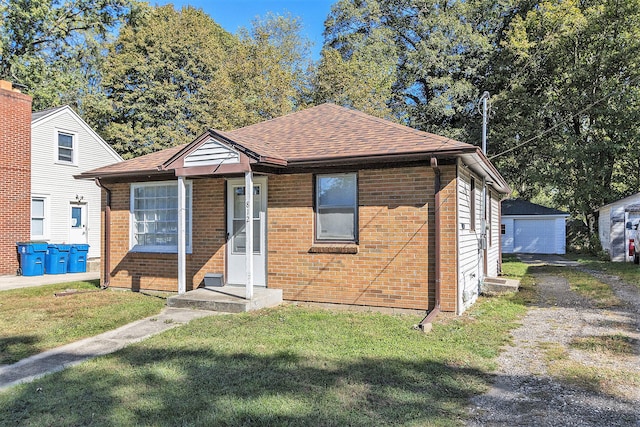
left=102, top=164, right=460, bottom=311
left=437, top=166, right=459, bottom=312
left=268, top=165, right=458, bottom=311
left=0, top=81, right=32, bottom=275
left=105, top=179, right=226, bottom=291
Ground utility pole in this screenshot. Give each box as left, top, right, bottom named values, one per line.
left=479, top=91, right=490, bottom=286
left=481, top=91, right=490, bottom=155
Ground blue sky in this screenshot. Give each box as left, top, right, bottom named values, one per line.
left=154, top=1, right=336, bottom=59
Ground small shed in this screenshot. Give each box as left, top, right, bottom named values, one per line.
left=598, top=193, right=640, bottom=262
left=501, top=199, right=569, bottom=255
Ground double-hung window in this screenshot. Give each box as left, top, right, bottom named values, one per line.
left=57, top=132, right=75, bottom=164
left=130, top=181, right=192, bottom=252
left=315, top=173, right=358, bottom=242
left=31, top=197, right=46, bottom=239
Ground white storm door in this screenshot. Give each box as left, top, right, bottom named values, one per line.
left=69, top=203, right=88, bottom=244
left=227, top=177, right=267, bottom=286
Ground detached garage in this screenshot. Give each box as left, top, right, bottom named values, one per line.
left=501, top=199, right=569, bottom=255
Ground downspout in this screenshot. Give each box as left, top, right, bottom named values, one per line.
left=418, top=158, right=441, bottom=332
left=95, top=178, right=111, bottom=289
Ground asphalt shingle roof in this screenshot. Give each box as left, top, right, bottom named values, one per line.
left=227, top=103, right=471, bottom=162
left=81, top=103, right=480, bottom=178
left=31, top=106, right=66, bottom=122
left=502, top=199, right=569, bottom=216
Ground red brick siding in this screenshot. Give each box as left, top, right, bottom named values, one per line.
left=0, top=86, right=32, bottom=275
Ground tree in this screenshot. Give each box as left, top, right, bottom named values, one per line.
left=314, top=30, right=397, bottom=119
left=101, top=7, right=314, bottom=158
left=0, top=0, right=139, bottom=111
left=100, top=5, right=242, bottom=158
left=489, top=0, right=640, bottom=224
left=230, top=13, right=313, bottom=126
left=320, top=0, right=514, bottom=140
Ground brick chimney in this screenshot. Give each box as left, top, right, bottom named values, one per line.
left=0, top=80, right=33, bottom=275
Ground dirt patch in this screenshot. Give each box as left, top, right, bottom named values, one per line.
left=467, top=270, right=640, bottom=426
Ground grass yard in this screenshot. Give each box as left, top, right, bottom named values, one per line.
left=0, top=281, right=166, bottom=364
left=0, top=287, right=530, bottom=426
left=565, top=253, right=640, bottom=288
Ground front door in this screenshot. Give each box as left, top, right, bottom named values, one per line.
left=69, top=203, right=87, bottom=244
left=227, top=177, right=267, bottom=286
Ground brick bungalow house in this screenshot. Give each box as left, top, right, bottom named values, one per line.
left=79, top=104, right=510, bottom=316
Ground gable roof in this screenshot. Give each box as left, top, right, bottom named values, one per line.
left=31, top=106, right=66, bottom=123
left=598, top=192, right=640, bottom=211
left=79, top=103, right=509, bottom=192
left=502, top=199, right=569, bottom=217
left=31, top=105, right=123, bottom=163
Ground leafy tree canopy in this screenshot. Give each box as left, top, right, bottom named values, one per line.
left=0, top=0, right=139, bottom=110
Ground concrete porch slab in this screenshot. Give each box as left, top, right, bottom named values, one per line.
left=167, top=286, right=283, bottom=313
left=481, top=277, right=520, bottom=295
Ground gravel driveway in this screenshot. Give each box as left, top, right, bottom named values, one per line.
left=467, top=259, right=640, bottom=426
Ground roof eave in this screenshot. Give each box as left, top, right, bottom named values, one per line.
left=461, top=149, right=511, bottom=194
left=75, top=168, right=173, bottom=181
left=286, top=147, right=477, bottom=168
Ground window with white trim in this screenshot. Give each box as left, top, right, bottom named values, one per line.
left=315, top=173, right=357, bottom=242
left=57, top=131, right=75, bottom=163
left=130, top=181, right=192, bottom=252
left=31, top=197, right=46, bottom=239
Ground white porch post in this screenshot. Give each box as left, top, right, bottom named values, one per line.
left=245, top=171, right=254, bottom=300
left=177, top=176, right=187, bottom=295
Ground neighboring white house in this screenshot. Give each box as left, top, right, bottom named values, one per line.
left=597, top=193, right=640, bottom=262
left=501, top=199, right=569, bottom=255
left=31, top=106, right=123, bottom=268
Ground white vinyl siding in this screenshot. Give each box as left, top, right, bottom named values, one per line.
left=457, top=163, right=482, bottom=313
left=31, top=107, right=123, bottom=258
left=486, top=190, right=500, bottom=277
left=598, top=207, right=611, bottom=253
left=183, top=137, right=240, bottom=167
left=130, top=181, right=192, bottom=253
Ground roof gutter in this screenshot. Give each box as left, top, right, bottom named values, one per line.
left=94, top=178, right=111, bottom=289
left=288, top=148, right=477, bottom=168
left=418, top=158, right=442, bottom=332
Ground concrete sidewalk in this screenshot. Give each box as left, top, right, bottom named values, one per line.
left=0, top=272, right=99, bottom=291
left=0, top=308, right=216, bottom=391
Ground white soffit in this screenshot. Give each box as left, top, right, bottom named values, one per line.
left=184, top=137, right=240, bottom=167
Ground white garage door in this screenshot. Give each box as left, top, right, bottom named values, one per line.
left=513, top=219, right=557, bottom=254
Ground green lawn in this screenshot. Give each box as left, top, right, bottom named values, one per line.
left=0, top=281, right=166, bottom=364
left=566, top=253, right=640, bottom=288
left=0, top=288, right=529, bottom=426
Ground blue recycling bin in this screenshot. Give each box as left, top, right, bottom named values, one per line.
left=68, top=244, right=89, bottom=273
left=16, top=242, right=48, bottom=276
left=45, top=244, right=71, bottom=274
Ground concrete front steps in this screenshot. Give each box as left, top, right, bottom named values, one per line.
left=481, top=277, right=520, bottom=295
left=167, top=285, right=283, bottom=313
